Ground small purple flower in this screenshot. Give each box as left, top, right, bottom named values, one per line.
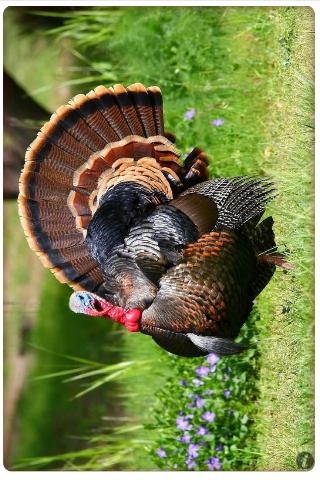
left=196, top=365, right=210, bottom=378
left=183, top=153, right=188, bottom=159
left=202, top=411, right=216, bottom=423
left=178, top=410, right=184, bottom=416
left=203, top=389, right=214, bottom=396
left=188, top=402, right=195, bottom=408
left=176, top=417, right=191, bottom=431
left=211, top=118, right=224, bottom=127
left=179, top=380, right=188, bottom=386
left=179, top=433, right=191, bottom=443
left=185, top=108, right=196, bottom=121
left=224, top=389, right=231, bottom=398
left=196, top=426, right=209, bottom=436
left=192, top=378, right=204, bottom=386
left=215, top=444, right=223, bottom=452
left=207, top=353, right=220, bottom=366
left=207, top=456, right=222, bottom=471
left=196, top=397, right=204, bottom=408
left=209, top=364, right=217, bottom=373
left=188, top=443, right=200, bottom=459
left=186, top=458, right=196, bottom=470
left=156, top=448, right=166, bottom=458
left=224, top=373, right=229, bottom=381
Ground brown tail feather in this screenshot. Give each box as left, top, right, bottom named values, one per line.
left=70, top=92, right=119, bottom=143
left=148, top=86, right=164, bottom=135
left=248, top=216, right=293, bottom=298
left=127, top=83, right=157, bottom=137
left=111, top=84, right=145, bottom=136
left=94, top=85, right=132, bottom=137
left=259, top=253, right=294, bottom=270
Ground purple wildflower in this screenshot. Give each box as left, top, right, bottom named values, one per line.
left=196, top=365, right=210, bottom=378
left=183, top=153, right=188, bottom=159
left=188, top=443, right=200, bottom=459
left=179, top=380, right=188, bottom=386
left=185, top=108, right=196, bottom=121
left=179, top=433, right=191, bottom=443
left=203, top=389, right=214, bottom=396
left=188, top=402, right=195, bottom=408
left=186, top=458, right=196, bottom=470
left=176, top=417, right=192, bottom=431
left=224, top=373, right=229, bottom=381
left=196, top=397, right=204, bottom=408
left=207, top=353, right=220, bottom=366
left=192, top=378, right=204, bottom=387
left=186, top=413, right=194, bottom=420
left=211, top=118, right=224, bottom=127
left=196, top=426, right=209, bottom=436
left=207, top=456, right=222, bottom=471
left=202, top=411, right=216, bottom=423
left=215, top=444, right=223, bottom=452
left=156, top=448, right=166, bottom=458
left=224, top=389, right=231, bottom=398
left=178, top=410, right=184, bottom=416
left=209, top=364, right=217, bottom=373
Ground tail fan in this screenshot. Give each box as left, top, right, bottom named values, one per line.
left=18, top=83, right=183, bottom=294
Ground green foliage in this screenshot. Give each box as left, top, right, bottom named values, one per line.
left=148, top=312, right=261, bottom=471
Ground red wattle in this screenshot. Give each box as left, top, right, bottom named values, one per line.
left=84, top=299, right=141, bottom=333
left=123, top=309, right=141, bottom=332
left=125, top=309, right=141, bottom=323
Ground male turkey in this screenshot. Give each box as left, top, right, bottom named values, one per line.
left=18, top=83, right=291, bottom=357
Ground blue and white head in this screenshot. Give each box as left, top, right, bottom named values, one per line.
left=69, top=291, right=97, bottom=314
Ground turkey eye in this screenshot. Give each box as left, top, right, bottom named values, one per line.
left=78, top=294, right=85, bottom=301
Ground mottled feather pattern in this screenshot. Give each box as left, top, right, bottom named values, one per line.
left=141, top=230, right=257, bottom=339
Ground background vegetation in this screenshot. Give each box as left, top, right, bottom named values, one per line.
left=4, top=6, right=314, bottom=471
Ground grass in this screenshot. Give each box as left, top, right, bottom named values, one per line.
left=253, top=8, right=314, bottom=469
left=4, top=5, right=314, bottom=472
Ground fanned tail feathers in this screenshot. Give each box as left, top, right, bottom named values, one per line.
left=18, top=83, right=179, bottom=293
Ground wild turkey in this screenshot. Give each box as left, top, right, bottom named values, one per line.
left=18, top=83, right=291, bottom=357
